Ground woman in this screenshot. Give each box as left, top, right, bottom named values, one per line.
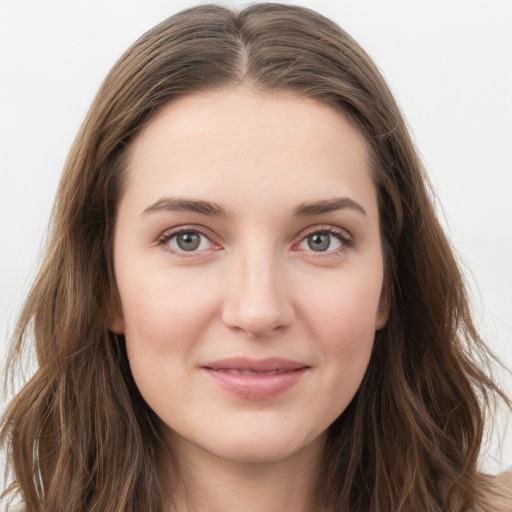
left=1, top=3, right=511, bottom=511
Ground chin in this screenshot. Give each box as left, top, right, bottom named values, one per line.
left=203, top=428, right=326, bottom=465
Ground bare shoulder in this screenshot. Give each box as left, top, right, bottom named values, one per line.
left=474, top=471, right=512, bottom=512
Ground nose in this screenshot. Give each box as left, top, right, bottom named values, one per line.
left=221, top=248, right=295, bottom=338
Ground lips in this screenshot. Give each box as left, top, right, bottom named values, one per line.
left=202, top=358, right=309, bottom=399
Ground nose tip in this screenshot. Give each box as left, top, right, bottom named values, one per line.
left=221, top=260, right=295, bottom=338
left=224, top=301, right=293, bottom=338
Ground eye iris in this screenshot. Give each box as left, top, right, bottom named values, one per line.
left=307, top=233, right=330, bottom=251
left=176, top=232, right=201, bottom=251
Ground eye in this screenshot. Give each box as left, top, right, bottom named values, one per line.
left=296, top=227, right=351, bottom=254
left=304, top=232, right=339, bottom=252
left=159, top=228, right=216, bottom=254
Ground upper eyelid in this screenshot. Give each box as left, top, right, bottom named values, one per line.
left=158, top=225, right=217, bottom=242
left=296, top=224, right=352, bottom=241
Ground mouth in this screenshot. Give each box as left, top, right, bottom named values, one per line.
left=201, top=358, right=310, bottom=399
left=211, top=369, right=291, bottom=375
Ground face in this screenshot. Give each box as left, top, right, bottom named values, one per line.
left=112, top=87, right=388, bottom=465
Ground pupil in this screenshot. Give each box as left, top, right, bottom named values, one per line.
left=177, top=232, right=200, bottom=251
left=308, top=233, right=330, bottom=251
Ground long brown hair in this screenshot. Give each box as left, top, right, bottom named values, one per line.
left=2, top=4, right=510, bottom=511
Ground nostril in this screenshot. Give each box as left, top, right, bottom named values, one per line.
left=221, top=303, right=295, bottom=339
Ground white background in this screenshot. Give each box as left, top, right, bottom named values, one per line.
left=1, top=0, right=511, bottom=472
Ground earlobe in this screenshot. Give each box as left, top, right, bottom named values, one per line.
left=375, top=295, right=390, bottom=331
left=109, top=314, right=125, bottom=335
left=107, top=291, right=125, bottom=334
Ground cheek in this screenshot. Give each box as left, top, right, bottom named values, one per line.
left=118, top=264, right=221, bottom=349
left=301, top=266, right=383, bottom=339
left=118, top=271, right=219, bottom=409
left=299, top=269, right=382, bottom=394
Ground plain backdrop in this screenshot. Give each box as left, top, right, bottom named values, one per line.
left=1, top=0, right=511, bottom=473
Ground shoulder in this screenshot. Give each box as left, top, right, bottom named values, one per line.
left=473, top=471, right=512, bottom=512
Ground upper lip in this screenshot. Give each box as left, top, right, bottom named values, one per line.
left=203, top=358, right=309, bottom=372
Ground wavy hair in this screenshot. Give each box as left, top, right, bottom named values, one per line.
left=2, top=3, right=510, bottom=511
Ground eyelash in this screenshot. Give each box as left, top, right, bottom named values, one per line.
left=157, top=226, right=219, bottom=257
left=295, top=225, right=353, bottom=259
left=157, top=225, right=353, bottom=258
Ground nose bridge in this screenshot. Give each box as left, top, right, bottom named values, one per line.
left=221, top=239, right=294, bottom=337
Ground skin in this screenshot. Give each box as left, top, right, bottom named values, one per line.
left=112, top=86, right=389, bottom=511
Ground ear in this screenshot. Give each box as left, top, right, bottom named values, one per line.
left=107, top=289, right=125, bottom=334
left=374, top=291, right=390, bottom=331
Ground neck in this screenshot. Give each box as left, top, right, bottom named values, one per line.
left=160, top=432, right=327, bottom=512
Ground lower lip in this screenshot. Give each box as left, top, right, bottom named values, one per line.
left=203, top=368, right=308, bottom=399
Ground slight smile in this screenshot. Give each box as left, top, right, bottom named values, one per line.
left=202, top=358, right=310, bottom=399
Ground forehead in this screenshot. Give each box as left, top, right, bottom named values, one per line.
left=122, top=86, right=377, bottom=219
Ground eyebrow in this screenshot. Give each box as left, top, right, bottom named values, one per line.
left=141, top=197, right=229, bottom=217
left=292, top=197, right=367, bottom=217
left=141, top=196, right=366, bottom=218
